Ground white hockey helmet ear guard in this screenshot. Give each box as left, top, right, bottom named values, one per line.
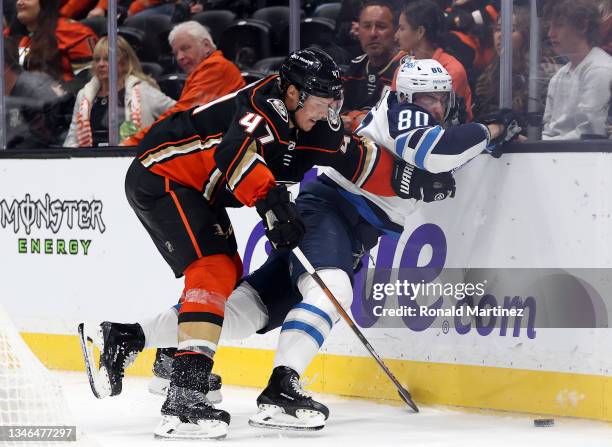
left=393, top=58, right=455, bottom=120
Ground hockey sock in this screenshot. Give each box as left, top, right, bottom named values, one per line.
left=273, top=269, right=352, bottom=375
left=140, top=306, right=179, bottom=349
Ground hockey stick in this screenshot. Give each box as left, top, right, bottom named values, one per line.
left=292, top=246, right=419, bottom=413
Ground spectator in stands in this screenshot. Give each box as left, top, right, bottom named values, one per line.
left=3, top=36, right=69, bottom=148
left=59, top=0, right=105, bottom=20
left=444, top=0, right=499, bottom=76
left=341, top=0, right=404, bottom=132
left=64, top=36, right=175, bottom=147
left=122, top=20, right=245, bottom=146
left=542, top=0, right=612, bottom=139
left=6, top=0, right=98, bottom=90
left=128, top=0, right=175, bottom=17
left=474, top=6, right=559, bottom=132
left=395, top=0, right=473, bottom=121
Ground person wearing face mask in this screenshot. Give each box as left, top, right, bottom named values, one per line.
left=64, top=36, right=176, bottom=147
left=79, top=47, right=405, bottom=440
left=395, top=0, right=473, bottom=122
left=5, top=0, right=98, bottom=88
left=341, top=0, right=405, bottom=132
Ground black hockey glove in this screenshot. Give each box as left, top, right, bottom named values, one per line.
left=392, top=159, right=456, bottom=203
left=255, top=185, right=305, bottom=251
left=480, top=108, right=522, bottom=156
left=445, top=96, right=468, bottom=126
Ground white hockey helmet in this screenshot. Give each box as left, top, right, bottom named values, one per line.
left=393, top=58, right=455, bottom=120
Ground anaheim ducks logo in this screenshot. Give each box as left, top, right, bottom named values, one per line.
left=267, top=98, right=288, bottom=123
left=328, top=110, right=341, bottom=131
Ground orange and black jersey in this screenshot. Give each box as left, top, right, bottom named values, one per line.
left=137, top=75, right=388, bottom=208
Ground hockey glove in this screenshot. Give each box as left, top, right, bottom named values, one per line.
left=255, top=185, right=305, bottom=250
left=444, top=96, right=468, bottom=127
left=480, top=108, right=522, bottom=157
left=392, top=158, right=456, bottom=202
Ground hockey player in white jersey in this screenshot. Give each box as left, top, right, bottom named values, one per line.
left=242, top=58, right=519, bottom=430
left=79, top=58, right=519, bottom=432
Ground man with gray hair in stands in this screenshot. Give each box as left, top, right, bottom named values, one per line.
left=543, top=0, right=612, bottom=140
left=122, top=20, right=245, bottom=146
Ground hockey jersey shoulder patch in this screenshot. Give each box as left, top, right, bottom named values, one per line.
left=267, top=98, right=288, bottom=123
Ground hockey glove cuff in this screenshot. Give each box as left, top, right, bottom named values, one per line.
left=480, top=108, right=522, bottom=156
left=392, top=159, right=456, bottom=202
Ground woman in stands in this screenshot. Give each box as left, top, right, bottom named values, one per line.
left=6, top=0, right=98, bottom=88
left=473, top=6, right=559, bottom=132
left=64, top=36, right=176, bottom=147
left=395, top=0, right=474, bottom=122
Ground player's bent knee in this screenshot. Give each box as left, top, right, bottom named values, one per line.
left=183, top=254, right=240, bottom=298
left=297, top=268, right=353, bottom=316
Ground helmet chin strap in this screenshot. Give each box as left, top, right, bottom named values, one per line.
left=288, top=90, right=307, bottom=129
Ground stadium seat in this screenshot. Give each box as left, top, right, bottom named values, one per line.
left=219, top=20, right=272, bottom=69
left=122, top=14, right=172, bottom=63
left=80, top=16, right=107, bottom=37
left=117, top=27, right=145, bottom=55
left=157, top=73, right=187, bottom=101
left=298, top=17, right=335, bottom=48
left=141, top=62, right=164, bottom=80
left=313, top=2, right=341, bottom=22
left=192, top=10, right=236, bottom=45
left=251, top=6, right=300, bottom=55
left=252, top=56, right=285, bottom=74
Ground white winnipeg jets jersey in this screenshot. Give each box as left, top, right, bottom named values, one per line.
left=323, top=91, right=492, bottom=238
left=356, top=90, right=491, bottom=173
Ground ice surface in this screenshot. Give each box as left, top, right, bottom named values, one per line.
left=56, top=372, right=612, bottom=447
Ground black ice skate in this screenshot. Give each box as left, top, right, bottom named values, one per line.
left=78, top=321, right=144, bottom=398
left=154, top=352, right=230, bottom=439
left=249, top=366, right=329, bottom=431
left=148, top=347, right=223, bottom=404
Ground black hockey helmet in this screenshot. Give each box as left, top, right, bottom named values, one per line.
left=279, top=47, right=343, bottom=101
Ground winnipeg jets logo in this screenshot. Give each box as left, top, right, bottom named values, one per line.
left=267, top=98, right=288, bottom=123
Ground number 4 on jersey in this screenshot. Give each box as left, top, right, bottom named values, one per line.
left=239, top=112, right=263, bottom=134
left=239, top=112, right=274, bottom=145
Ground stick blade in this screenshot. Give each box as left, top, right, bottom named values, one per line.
left=397, top=388, right=419, bottom=413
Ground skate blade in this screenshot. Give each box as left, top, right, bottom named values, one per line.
left=77, top=323, right=111, bottom=399
left=148, top=377, right=223, bottom=404
left=248, top=404, right=325, bottom=431
left=153, top=415, right=228, bottom=440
